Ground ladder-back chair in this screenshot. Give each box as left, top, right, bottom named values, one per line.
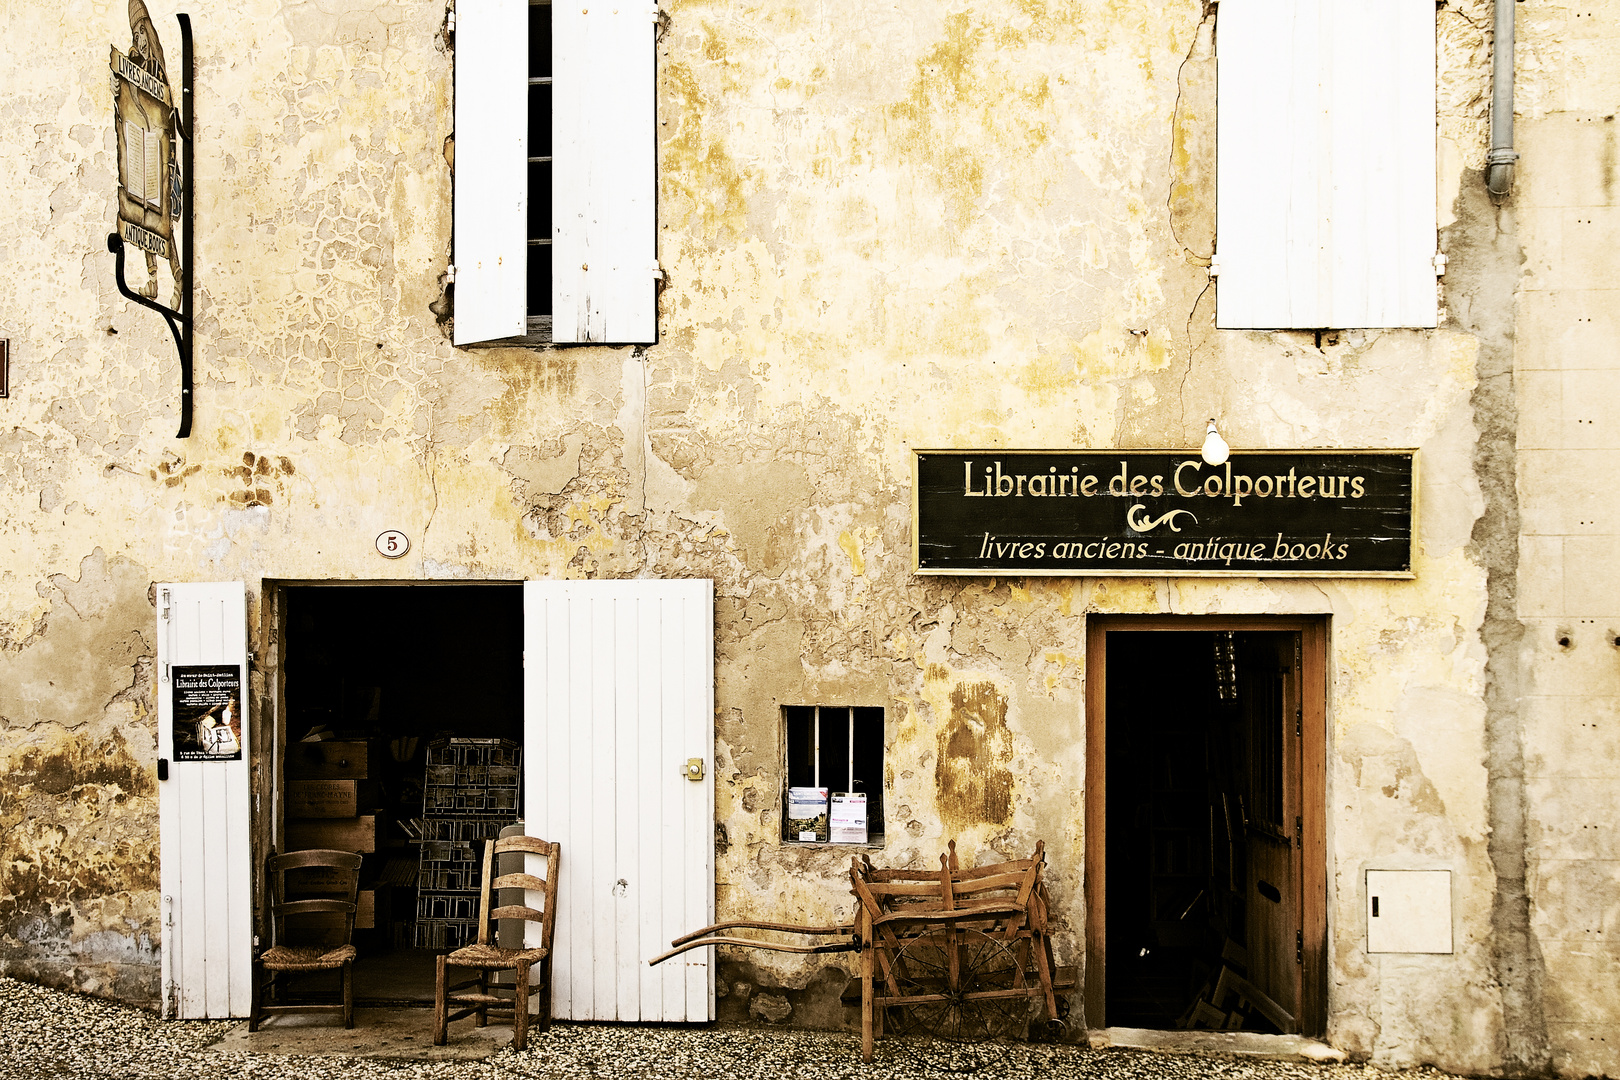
left=249, top=848, right=363, bottom=1030
left=434, top=835, right=560, bottom=1049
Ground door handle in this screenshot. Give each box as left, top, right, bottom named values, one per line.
left=158, top=758, right=169, bottom=782
left=684, top=758, right=704, bottom=781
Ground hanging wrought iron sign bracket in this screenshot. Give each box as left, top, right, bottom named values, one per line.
left=108, top=9, right=193, bottom=438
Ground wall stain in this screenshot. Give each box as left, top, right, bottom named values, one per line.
left=936, top=680, right=1015, bottom=831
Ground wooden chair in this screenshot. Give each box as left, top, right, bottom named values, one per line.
left=249, top=848, right=362, bottom=1030
left=434, top=835, right=560, bottom=1049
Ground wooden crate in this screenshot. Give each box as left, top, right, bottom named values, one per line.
left=286, top=780, right=376, bottom=818
left=287, top=814, right=377, bottom=854
left=285, top=740, right=370, bottom=780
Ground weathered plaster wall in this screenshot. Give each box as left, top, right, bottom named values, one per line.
left=1508, top=0, right=1620, bottom=1074
left=0, top=0, right=1613, bottom=1075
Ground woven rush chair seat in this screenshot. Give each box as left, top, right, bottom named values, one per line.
left=443, top=942, right=547, bottom=968
left=258, top=943, right=359, bottom=970
left=250, top=848, right=363, bottom=1031
left=434, top=834, right=560, bottom=1050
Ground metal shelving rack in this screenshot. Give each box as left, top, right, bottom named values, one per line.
left=413, top=737, right=521, bottom=949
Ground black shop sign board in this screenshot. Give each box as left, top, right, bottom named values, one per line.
left=912, top=450, right=1415, bottom=577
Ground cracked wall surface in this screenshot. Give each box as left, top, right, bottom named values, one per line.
left=0, top=0, right=1614, bottom=1074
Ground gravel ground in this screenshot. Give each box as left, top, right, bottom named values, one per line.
left=0, top=976, right=1463, bottom=1080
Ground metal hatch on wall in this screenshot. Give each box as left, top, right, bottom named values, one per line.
left=1084, top=615, right=1328, bottom=1037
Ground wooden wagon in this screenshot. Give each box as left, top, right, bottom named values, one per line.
left=651, top=840, right=1068, bottom=1062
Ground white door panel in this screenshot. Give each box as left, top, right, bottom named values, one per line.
left=157, top=582, right=251, bottom=1018
left=523, top=579, right=713, bottom=1021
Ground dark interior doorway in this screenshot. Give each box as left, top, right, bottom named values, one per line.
left=1085, top=617, right=1325, bottom=1036
left=276, top=583, right=524, bottom=1005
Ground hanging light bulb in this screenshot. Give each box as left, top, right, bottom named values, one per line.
left=1201, top=419, right=1230, bottom=466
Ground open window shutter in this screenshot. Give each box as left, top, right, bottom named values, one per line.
left=157, top=582, right=251, bottom=1018
left=453, top=0, right=528, bottom=346
left=523, top=580, right=713, bottom=1021
left=1216, top=0, right=1436, bottom=329
left=553, top=3, right=658, bottom=343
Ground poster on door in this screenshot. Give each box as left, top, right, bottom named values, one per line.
left=172, top=664, right=242, bottom=761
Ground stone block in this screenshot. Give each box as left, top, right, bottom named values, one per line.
left=1551, top=1021, right=1620, bottom=1080
left=1518, top=450, right=1618, bottom=534
left=1516, top=289, right=1620, bottom=371
left=1527, top=777, right=1620, bottom=860
left=1530, top=857, right=1620, bottom=940
left=1517, top=537, right=1566, bottom=617
left=1515, top=369, right=1563, bottom=450
left=1538, top=940, right=1620, bottom=1022
left=1516, top=114, right=1620, bottom=208
left=1564, top=536, right=1620, bottom=616
left=1522, top=693, right=1620, bottom=778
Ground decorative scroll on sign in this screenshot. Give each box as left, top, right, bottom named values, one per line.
left=912, top=450, right=1415, bottom=577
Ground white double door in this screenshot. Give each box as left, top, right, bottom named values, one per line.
left=158, top=579, right=714, bottom=1022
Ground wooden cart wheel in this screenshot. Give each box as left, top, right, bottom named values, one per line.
left=890, top=927, right=1029, bottom=1043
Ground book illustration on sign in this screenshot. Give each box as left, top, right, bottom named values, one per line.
left=111, top=0, right=182, bottom=305
left=171, top=664, right=243, bottom=761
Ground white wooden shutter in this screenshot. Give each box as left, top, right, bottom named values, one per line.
left=1216, top=0, right=1436, bottom=329
left=553, top=2, right=658, bottom=343
left=157, top=582, right=252, bottom=1018
left=453, top=0, right=528, bottom=345
left=523, top=579, right=713, bottom=1021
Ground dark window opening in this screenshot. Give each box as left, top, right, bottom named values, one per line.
left=526, top=0, right=553, bottom=322
left=782, top=705, right=883, bottom=843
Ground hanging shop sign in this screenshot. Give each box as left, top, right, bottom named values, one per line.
left=109, top=1, right=194, bottom=437
left=912, top=449, right=1415, bottom=577
left=171, top=664, right=243, bottom=761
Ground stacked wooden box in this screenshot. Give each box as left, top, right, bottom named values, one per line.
left=284, top=740, right=379, bottom=932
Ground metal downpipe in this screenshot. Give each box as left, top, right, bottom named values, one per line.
left=1486, top=0, right=1518, bottom=196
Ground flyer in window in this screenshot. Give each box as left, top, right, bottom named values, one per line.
left=830, top=793, right=868, bottom=844
left=787, top=787, right=829, bottom=842
left=172, top=664, right=243, bottom=761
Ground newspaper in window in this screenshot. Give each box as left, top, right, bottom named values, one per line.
left=830, top=793, right=868, bottom=845
left=786, top=787, right=828, bottom=843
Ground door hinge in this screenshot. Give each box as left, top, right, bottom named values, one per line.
left=1295, top=816, right=1303, bottom=847
left=1433, top=251, right=1448, bottom=276
left=1296, top=706, right=1302, bottom=737
left=1296, top=929, right=1304, bottom=965
left=446, top=3, right=456, bottom=33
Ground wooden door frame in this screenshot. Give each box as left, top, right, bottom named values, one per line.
left=1083, top=614, right=1327, bottom=1034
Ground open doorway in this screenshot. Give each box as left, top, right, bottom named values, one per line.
left=271, top=582, right=524, bottom=1005
left=1084, top=616, right=1326, bottom=1035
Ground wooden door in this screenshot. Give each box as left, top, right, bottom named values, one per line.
left=1085, top=616, right=1326, bottom=1034
left=1238, top=631, right=1303, bottom=1032
left=522, top=579, right=714, bottom=1021
left=156, top=582, right=252, bottom=1018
